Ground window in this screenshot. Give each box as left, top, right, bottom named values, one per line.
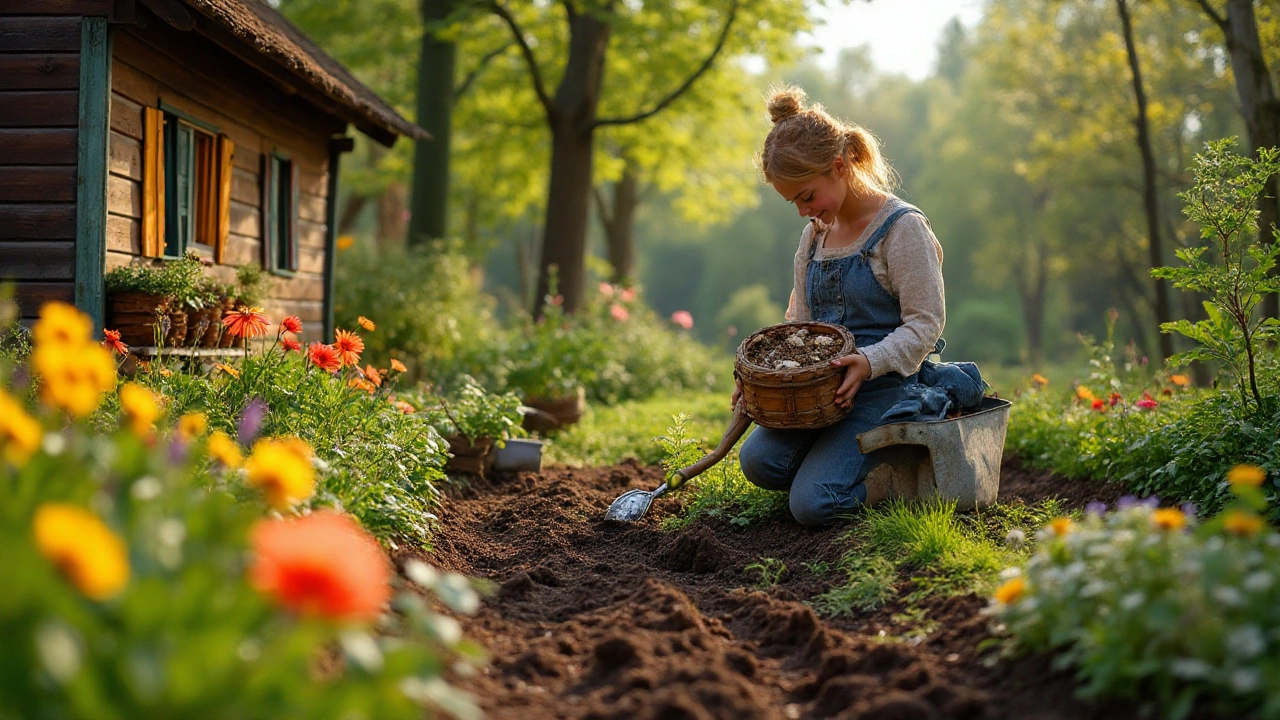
left=267, top=150, right=298, bottom=275
left=142, top=104, right=233, bottom=262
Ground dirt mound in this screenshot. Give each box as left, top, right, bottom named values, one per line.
left=420, top=458, right=1197, bottom=720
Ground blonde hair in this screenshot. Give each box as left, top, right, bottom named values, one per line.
left=758, top=84, right=897, bottom=196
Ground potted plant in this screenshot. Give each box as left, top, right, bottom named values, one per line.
left=502, top=296, right=600, bottom=431
left=191, top=276, right=226, bottom=348
left=422, top=377, right=526, bottom=476
left=105, top=264, right=176, bottom=346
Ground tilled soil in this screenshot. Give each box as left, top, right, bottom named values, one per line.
left=418, top=457, right=1142, bottom=720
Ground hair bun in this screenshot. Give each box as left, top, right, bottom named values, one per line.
left=767, top=86, right=806, bottom=124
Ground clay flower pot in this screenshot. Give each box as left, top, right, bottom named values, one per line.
left=107, top=291, right=172, bottom=346
left=522, top=387, right=586, bottom=432
left=445, top=435, right=495, bottom=476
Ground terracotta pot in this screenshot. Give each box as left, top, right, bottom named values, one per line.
left=107, top=292, right=171, bottom=346
left=522, top=387, right=586, bottom=432
left=199, top=304, right=223, bottom=348
left=445, top=435, right=495, bottom=475
left=164, top=308, right=188, bottom=347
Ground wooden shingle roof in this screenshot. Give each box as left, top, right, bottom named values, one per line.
left=168, top=0, right=429, bottom=146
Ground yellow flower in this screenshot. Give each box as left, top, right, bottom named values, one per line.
left=34, top=504, right=130, bottom=600
left=1032, top=373, right=1048, bottom=386
left=1075, top=386, right=1096, bottom=402
left=215, top=363, right=240, bottom=379
left=1150, top=508, right=1186, bottom=532
left=1223, top=510, right=1265, bottom=538
left=33, top=344, right=117, bottom=417
left=207, top=430, right=243, bottom=469
left=119, top=383, right=160, bottom=437
left=390, top=359, right=408, bottom=373
left=32, top=302, right=92, bottom=348
left=244, top=438, right=315, bottom=510
left=1227, top=464, right=1266, bottom=488
left=0, top=391, right=42, bottom=466
left=994, top=577, right=1025, bottom=604
left=336, top=235, right=354, bottom=251
left=1049, top=517, right=1074, bottom=536
left=1169, top=374, right=1190, bottom=388
left=357, top=316, right=376, bottom=331
left=177, top=412, right=208, bottom=441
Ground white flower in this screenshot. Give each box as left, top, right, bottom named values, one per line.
left=1005, top=529, right=1026, bottom=549
left=1242, top=572, right=1273, bottom=593
left=1213, top=586, right=1244, bottom=608
left=1120, top=591, right=1146, bottom=611
left=1227, top=625, right=1267, bottom=659
left=1081, top=580, right=1110, bottom=598
left=999, top=566, right=1022, bottom=580
left=1230, top=668, right=1260, bottom=694
left=1170, top=658, right=1212, bottom=680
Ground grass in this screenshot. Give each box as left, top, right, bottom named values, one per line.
left=545, top=389, right=733, bottom=467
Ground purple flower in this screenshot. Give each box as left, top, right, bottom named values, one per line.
left=238, top=397, right=268, bottom=444
left=167, top=437, right=189, bottom=465
left=1180, top=502, right=1198, bottom=518
left=1140, top=496, right=1160, bottom=509
left=1085, top=501, right=1108, bottom=517
left=1116, top=495, right=1140, bottom=510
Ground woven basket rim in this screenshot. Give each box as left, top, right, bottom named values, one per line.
left=735, top=321, right=855, bottom=375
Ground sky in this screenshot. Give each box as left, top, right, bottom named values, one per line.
left=803, top=0, right=987, bottom=80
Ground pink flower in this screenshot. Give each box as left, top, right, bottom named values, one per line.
left=727, top=325, right=738, bottom=336
left=610, top=304, right=630, bottom=322
left=548, top=294, right=564, bottom=307
left=599, top=282, right=615, bottom=297
left=1135, top=391, right=1158, bottom=410
left=671, top=310, right=694, bottom=330
left=619, top=288, right=636, bottom=303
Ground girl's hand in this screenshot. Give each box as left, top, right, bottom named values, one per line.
left=730, top=377, right=743, bottom=410
left=831, top=353, right=871, bottom=409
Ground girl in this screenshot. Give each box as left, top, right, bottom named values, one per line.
left=736, top=85, right=946, bottom=527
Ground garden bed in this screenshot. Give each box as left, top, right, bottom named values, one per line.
left=419, top=457, right=1218, bottom=719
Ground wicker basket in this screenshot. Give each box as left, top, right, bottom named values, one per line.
left=734, top=321, right=856, bottom=430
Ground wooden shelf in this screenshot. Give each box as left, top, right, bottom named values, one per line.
left=129, top=346, right=249, bottom=358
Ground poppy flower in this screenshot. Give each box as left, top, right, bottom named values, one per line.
left=248, top=511, right=390, bottom=622
left=281, top=316, right=303, bottom=334
left=223, top=307, right=270, bottom=339
left=281, top=338, right=302, bottom=353
left=102, top=329, right=128, bottom=355
left=307, top=343, right=342, bottom=373
left=333, top=330, right=364, bottom=368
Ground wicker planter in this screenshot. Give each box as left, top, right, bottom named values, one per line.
left=445, top=435, right=495, bottom=476
left=735, top=321, right=856, bottom=430
left=107, top=291, right=172, bottom=346
left=164, top=307, right=188, bottom=347
left=522, top=386, right=586, bottom=431
left=198, top=304, right=224, bottom=347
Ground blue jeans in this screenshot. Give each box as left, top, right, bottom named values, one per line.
left=739, top=374, right=908, bottom=527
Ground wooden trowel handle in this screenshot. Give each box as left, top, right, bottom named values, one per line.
left=667, top=401, right=752, bottom=491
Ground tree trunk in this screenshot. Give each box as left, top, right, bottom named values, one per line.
left=533, top=12, right=611, bottom=314
left=377, top=182, right=408, bottom=248
left=337, top=193, right=368, bottom=234
left=1117, top=0, right=1174, bottom=361
left=408, top=0, right=457, bottom=244
left=600, top=165, right=639, bottom=283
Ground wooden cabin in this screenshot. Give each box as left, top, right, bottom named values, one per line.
left=0, top=0, right=428, bottom=340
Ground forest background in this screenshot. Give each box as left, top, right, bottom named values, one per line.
left=274, top=0, right=1280, bottom=372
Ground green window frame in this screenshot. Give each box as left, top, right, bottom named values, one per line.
left=266, top=149, right=299, bottom=276
left=160, top=103, right=219, bottom=258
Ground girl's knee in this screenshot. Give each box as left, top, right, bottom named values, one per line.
left=790, top=483, right=866, bottom=527
left=739, top=435, right=794, bottom=491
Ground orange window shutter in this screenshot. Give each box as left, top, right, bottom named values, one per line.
left=215, top=134, right=234, bottom=263
left=142, top=107, right=165, bottom=257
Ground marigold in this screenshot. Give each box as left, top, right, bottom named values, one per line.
left=33, top=302, right=92, bottom=348
left=1223, top=510, right=1265, bottom=538
left=102, top=329, right=128, bottom=356
left=1049, top=517, right=1073, bottom=536
left=357, top=316, right=375, bottom=331
left=307, top=343, right=342, bottom=373
left=1076, top=386, right=1096, bottom=402
left=244, top=438, right=315, bottom=510
left=1227, top=464, right=1266, bottom=488
left=336, top=235, right=354, bottom=250
left=281, top=338, right=302, bottom=353
left=1032, top=373, right=1048, bottom=386
left=222, top=307, right=270, bottom=339
left=363, top=365, right=382, bottom=387
left=348, top=378, right=376, bottom=394
left=34, top=504, right=130, bottom=600
left=994, top=577, right=1025, bottom=604
left=0, top=391, right=42, bottom=466
left=215, top=363, right=241, bottom=379
left=248, top=511, right=390, bottom=622
left=333, top=330, right=364, bottom=368
left=177, top=411, right=207, bottom=441
left=207, top=430, right=243, bottom=468
left=1170, top=374, right=1190, bottom=388
left=390, top=358, right=407, bottom=373
left=119, top=383, right=160, bottom=437
left=281, top=316, right=303, bottom=334
left=1151, top=508, right=1186, bottom=531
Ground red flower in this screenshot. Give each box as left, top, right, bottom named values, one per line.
left=102, top=329, right=128, bottom=355
left=1108, top=392, right=1122, bottom=407
left=248, top=511, right=391, bottom=623
left=223, top=307, right=270, bottom=339
left=307, top=342, right=341, bottom=373
left=1091, top=398, right=1105, bottom=412
left=282, top=338, right=302, bottom=353
left=281, top=316, right=303, bottom=334
left=333, top=329, right=364, bottom=368
left=1135, top=391, right=1159, bottom=410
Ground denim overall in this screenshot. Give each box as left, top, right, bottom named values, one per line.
left=740, top=200, right=927, bottom=527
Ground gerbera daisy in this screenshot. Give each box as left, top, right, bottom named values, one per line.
left=281, top=338, right=302, bottom=353
left=307, top=343, right=341, bottom=373
left=281, top=316, right=303, bottom=335
left=222, top=307, right=270, bottom=339
left=333, top=329, right=364, bottom=368
left=357, top=316, right=376, bottom=331
left=102, top=329, right=128, bottom=355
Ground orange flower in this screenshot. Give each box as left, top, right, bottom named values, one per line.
left=994, top=577, right=1025, bottom=604
left=102, top=329, right=128, bottom=356
left=364, top=365, right=382, bottom=388
left=1170, top=374, right=1190, bottom=388
left=1150, top=508, right=1186, bottom=531
left=357, top=316, right=375, bottom=331
left=348, top=378, right=376, bottom=394
left=1049, top=517, right=1073, bottom=536
left=1223, top=510, right=1265, bottom=538
left=223, top=307, right=270, bottom=339
left=281, top=338, right=302, bottom=353
left=1076, top=386, right=1096, bottom=402
left=281, top=316, right=303, bottom=334
left=1227, top=464, right=1266, bottom=488
left=1091, top=398, right=1105, bottom=412
left=1032, top=373, right=1048, bottom=386
left=390, top=359, right=407, bottom=373
left=215, top=363, right=240, bottom=379
left=307, top=343, right=341, bottom=373
left=333, top=330, right=364, bottom=368
left=248, top=511, right=391, bottom=623
left=393, top=400, right=415, bottom=414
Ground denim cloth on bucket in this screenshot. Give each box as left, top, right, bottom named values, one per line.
left=878, top=360, right=985, bottom=424
left=740, top=201, right=937, bottom=527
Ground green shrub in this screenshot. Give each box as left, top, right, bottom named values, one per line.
left=412, top=376, right=525, bottom=444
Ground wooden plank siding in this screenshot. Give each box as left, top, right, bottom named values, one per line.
left=107, top=20, right=340, bottom=338
left=0, top=15, right=82, bottom=320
